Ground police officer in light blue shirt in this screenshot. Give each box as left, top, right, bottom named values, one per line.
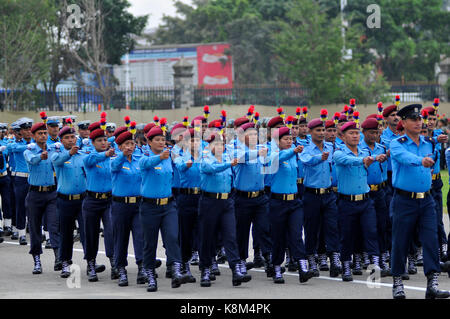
left=46, top=116, right=61, bottom=146
left=23, top=122, right=60, bottom=275
left=300, top=118, right=341, bottom=279
left=0, top=123, right=12, bottom=240
left=390, top=104, right=450, bottom=299
left=6, top=122, right=19, bottom=239
left=76, top=120, right=91, bottom=150
left=334, top=121, right=380, bottom=283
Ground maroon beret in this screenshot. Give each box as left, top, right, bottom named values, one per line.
left=267, top=116, right=284, bottom=128
left=234, top=117, right=250, bottom=128
left=307, top=118, right=325, bottom=130
left=191, top=116, right=207, bottom=127
left=366, top=114, right=378, bottom=120
left=113, top=126, right=128, bottom=138
left=146, top=126, right=164, bottom=140
left=58, top=126, right=76, bottom=138
left=396, top=121, right=404, bottom=131
left=272, top=127, right=291, bottom=140
left=423, top=106, right=436, bottom=115
left=340, top=121, right=359, bottom=132
left=325, top=120, right=336, bottom=129
left=338, top=114, right=348, bottom=123
left=144, top=123, right=156, bottom=134
left=291, top=118, right=299, bottom=125
left=115, top=131, right=133, bottom=146
left=298, top=117, right=307, bottom=124
left=171, top=123, right=187, bottom=135
left=240, top=122, right=255, bottom=132
left=207, top=132, right=223, bottom=144
left=89, top=128, right=106, bottom=141
left=183, top=128, right=196, bottom=139
left=361, top=118, right=379, bottom=130
left=88, top=122, right=101, bottom=132
left=31, top=123, right=47, bottom=134
left=382, top=105, right=398, bottom=118
left=208, top=119, right=223, bottom=128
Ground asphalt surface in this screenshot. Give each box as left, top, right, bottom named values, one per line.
left=1, top=217, right=450, bottom=299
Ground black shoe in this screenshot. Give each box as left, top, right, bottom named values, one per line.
left=393, top=277, right=406, bottom=299
left=318, top=254, right=330, bottom=271
left=0, top=228, right=3, bottom=238
left=11, top=231, right=18, bottom=240
left=245, top=261, right=255, bottom=270
left=407, top=254, right=417, bottom=274
left=41, top=234, right=46, bottom=243
left=0, top=237, right=3, bottom=244
left=45, top=239, right=52, bottom=249
left=425, top=272, right=450, bottom=299
left=439, top=261, right=450, bottom=272
left=190, top=251, right=199, bottom=266
left=401, top=273, right=410, bottom=280
left=298, top=259, right=314, bottom=283
left=441, top=244, right=448, bottom=262
left=53, top=248, right=62, bottom=271
left=330, top=252, right=341, bottom=278
left=118, top=267, right=128, bottom=287
left=137, top=263, right=147, bottom=285
left=166, top=264, right=172, bottom=278
left=19, top=235, right=27, bottom=245
left=87, top=259, right=98, bottom=282
left=95, top=264, right=105, bottom=273
left=273, top=265, right=285, bottom=284
left=155, top=259, right=162, bottom=269
left=252, top=248, right=264, bottom=268
left=288, top=262, right=298, bottom=272
left=3, top=226, right=12, bottom=237
left=110, top=267, right=119, bottom=280
left=32, top=255, right=42, bottom=274
left=183, top=262, right=196, bottom=283
left=200, top=268, right=211, bottom=287
left=61, top=261, right=71, bottom=278
left=146, top=268, right=158, bottom=292
left=362, top=252, right=370, bottom=270
left=217, top=247, right=227, bottom=264
left=352, top=254, right=363, bottom=275
left=415, top=247, right=423, bottom=266
left=307, top=255, right=320, bottom=277
left=171, top=262, right=188, bottom=288
left=211, top=260, right=221, bottom=276
left=238, top=260, right=252, bottom=282
left=380, top=252, right=392, bottom=278
left=232, top=264, right=245, bottom=286
left=342, top=261, right=353, bottom=282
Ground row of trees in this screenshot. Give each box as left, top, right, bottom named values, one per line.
left=0, top=0, right=147, bottom=110
left=150, top=0, right=450, bottom=104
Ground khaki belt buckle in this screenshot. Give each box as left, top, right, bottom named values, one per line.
left=99, top=193, right=107, bottom=200
left=333, top=187, right=338, bottom=192
left=222, top=193, right=229, bottom=200
left=416, top=192, right=425, bottom=199
left=72, top=194, right=80, bottom=200
left=354, top=194, right=364, bottom=201
left=158, top=198, right=168, bottom=205
left=370, top=185, right=378, bottom=192
left=285, top=194, right=295, bottom=201
left=251, top=191, right=258, bottom=198
left=128, top=197, right=137, bottom=204
left=319, top=188, right=326, bottom=195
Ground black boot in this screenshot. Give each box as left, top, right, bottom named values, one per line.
left=253, top=248, right=264, bottom=268
left=166, top=264, right=172, bottom=279
left=45, top=238, right=52, bottom=249
left=87, top=259, right=98, bottom=282
left=425, top=272, right=450, bottom=299
left=200, top=268, right=211, bottom=287
left=137, top=262, right=147, bottom=285
left=0, top=237, right=3, bottom=244
left=3, top=226, right=12, bottom=237
left=232, top=263, right=245, bottom=286
left=61, top=261, right=71, bottom=278
left=11, top=231, right=18, bottom=240
left=330, top=252, right=341, bottom=278
left=238, top=260, right=252, bottom=282
left=217, top=247, right=227, bottom=264
left=171, top=262, right=188, bottom=288
left=155, top=259, right=162, bottom=268
left=183, top=262, right=196, bottom=283
left=273, top=265, right=285, bottom=284
left=264, top=253, right=274, bottom=277
left=19, top=235, right=27, bottom=245
left=298, top=259, right=314, bottom=283
left=362, top=252, right=370, bottom=270
left=352, top=254, right=363, bottom=275
left=441, top=244, right=448, bottom=262
left=146, top=268, right=157, bottom=292
left=342, top=261, right=353, bottom=282
left=32, top=255, right=42, bottom=275
left=118, top=267, right=128, bottom=287
left=190, top=251, right=199, bottom=266
left=110, top=257, right=119, bottom=280
left=53, top=248, right=62, bottom=271
left=307, top=255, right=320, bottom=277
left=439, top=260, right=450, bottom=272
left=318, top=253, right=329, bottom=271
left=407, top=254, right=417, bottom=274
left=415, top=247, right=423, bottom=266
left=211, top=258, right=221, bottom=276
left=286, top=249, right=298, bottom=272
left=380, top=252, right=391, bottom=277
left=392, top=276, right=406, bottom=299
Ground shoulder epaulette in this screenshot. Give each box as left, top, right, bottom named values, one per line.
left=424, top=136, right=435, bottom=144
left=398, top=136, right=407, bottom=144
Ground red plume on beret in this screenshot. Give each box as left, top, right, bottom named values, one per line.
left=286, top=115, right=295, bottom=122
left=100, top=112, right=107, bottom=119
left=204, top=105, right=210, bottom=112
left=296, top=107, right=301, bottom=114
left=66, top=118, right=72, bottom=124
left=320, top=109, right=328, bottom=116
left=350, top=98, right=356, bottom=106
left=160, top=118, right=167, bottom=126
left=395, top=95, right=400, bottom=101
left=214, top=121, right=222, bottom=128
left=153, top=116, right=159, bottom=123
left=343, top=105, right=349, bottom=112
left=277, top=107, right=283, bottom=114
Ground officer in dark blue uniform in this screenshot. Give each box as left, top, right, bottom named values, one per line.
left=6, top=122, right=20, bottom=239
left=390, top=104, right=450, bottom=299
left=46, top=116, right=61, bottom=145
left=268, top=127, right=314, bottom=284
left=24, top=122, right=60, bottom=274
left=139, top=126, right=188, bottom=292
left=300, top=118, right=341, bottom=278
left=76, top=120, right=91, bottom=150
left=82, top=124, right=116, bottom=282
left=0, top=123, right=12, bottom=240
left=334, top=121, right=380, bottom=282
left=111, top=129, right=145, bottom=287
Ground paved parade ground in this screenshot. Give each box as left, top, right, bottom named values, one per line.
left=2, top=215, right=450, bottom=300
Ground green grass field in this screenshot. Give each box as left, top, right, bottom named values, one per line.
left=442, top=170, right=448, bottom=213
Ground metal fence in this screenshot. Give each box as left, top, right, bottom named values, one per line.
left=0, top=87, right=181, bottom=112
left=389, top=82, right=442, bottom=102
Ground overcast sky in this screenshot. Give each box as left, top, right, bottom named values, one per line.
left=127, top=0, right=194, bottom=30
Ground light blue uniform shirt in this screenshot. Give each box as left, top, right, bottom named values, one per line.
left=299, top=141, right=333, bottom=189
left=334, top=144, right=370, bottom=195
left=0, top=141, right=8, bottom=174
left=83, top=150, right=112, bottom=193
left=47, top=136, right=60, bottom=146
left=200, top=150, right=233, bottom=194
left=51, top=147, right=87, bottom=195
left=139, top=149, right=173, bottom=198
left=171, top=144, right=182, bottom=189
left=360, top=140, right=386, bottom=186
left=9, top=139, right=32, bottom=173
left=381, top=127, right=397, bottom=172
left=390, top=135, right=433, bottom=192
left=174, top=148, right=202, bottom=189
left=234, top=145, right=267, bottom=192
left=111, top=153, right=142, bottom=197
left=24, top=144, right=55, bottom=186
left=270, top=148, right=298, bottom=194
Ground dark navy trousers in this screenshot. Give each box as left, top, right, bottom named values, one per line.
left=269, top=198, right=306, bottom=265
left=177, top=194, right=200, bottom=263
left=198, top=196, right=240, bottom=269
left=337, top=197, right=379, bottom=262
left=0, top=175, right=12, bottom=221
left=58, top=197, right=85, bottom=261
left=140, top=200, right=181, bottom=270
left=369, top=188, right=390, bottom=253
left=391, top=192, right=440, bottom=276
left=8, top=173, right=16, bottom=227
left=26, top=190, right=59, bottom=256
left=111, top=201, right=143, bottom=267
left=431, top=178, right=447, bottom=247
left=82, top=196, right=114, bottom=261
left=303, top=192, right=339, bottom=255
left=14, top=176, right=29, bottom=230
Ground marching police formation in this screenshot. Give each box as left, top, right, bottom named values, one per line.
left=1, top=99, right=450, bottom=299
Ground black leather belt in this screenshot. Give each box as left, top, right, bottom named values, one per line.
left=432, top=173, right=441, bottom=181
left=304, top=187, right=333, bottom=195
left=57, top=193, right=86, bottom=201
left=271, top=193, right=298, bottom=201
left=338, top=193, right=370, bottom=202
left=395, top=188, right=431, bottom=200
left=264, top=186, right=271, bottom=193
left=30, top=185, right=56, bottom=192
left=86, top=190, right=112, bottom=200
left=112, top=196, right=141, bottom=204
left=142, top=196, right=174, bottom=205
left=236, top=189, right=265, bottom=199
left=202, top=191, right=231, bottom=200
left=179, top=188, right=201, bottom=195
